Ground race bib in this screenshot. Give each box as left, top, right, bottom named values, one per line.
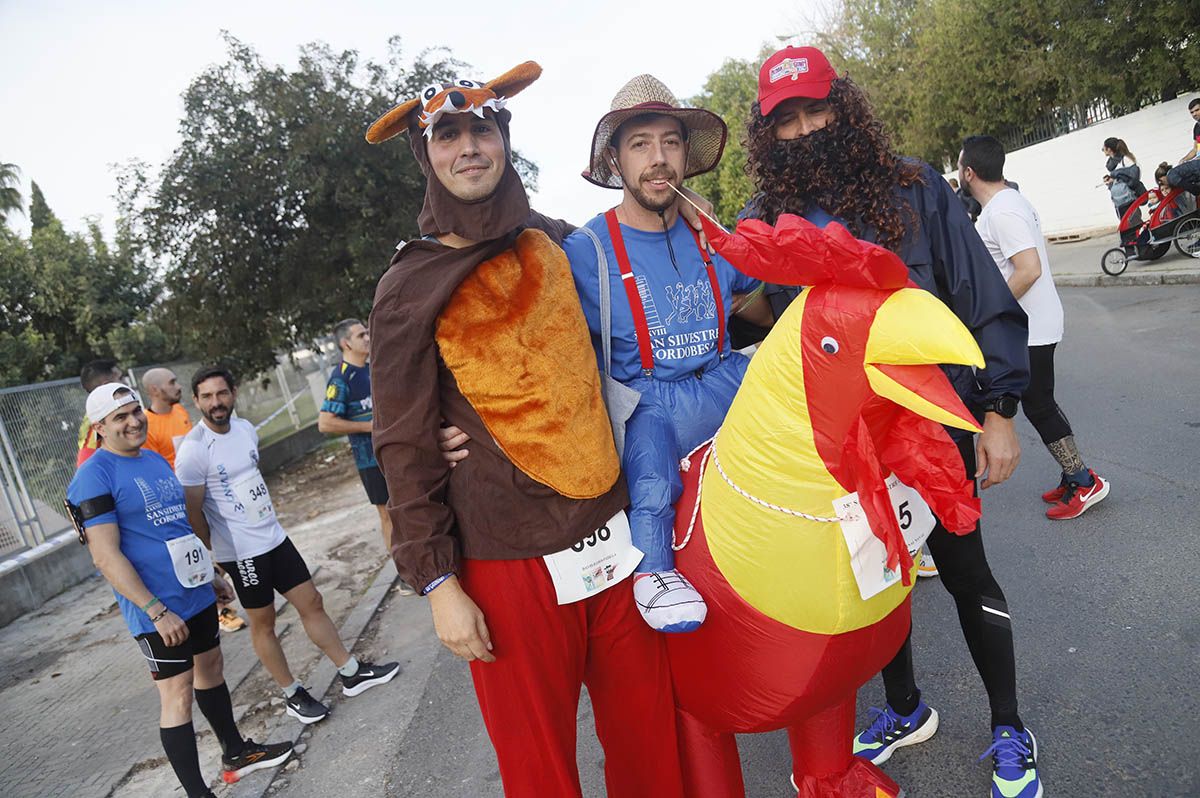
left=232, top=473, right=275, bottom=523
left=165, top=533, right=214, bottom=589
left=542, top=511, right=643, bottom=605
left=834, top=475, right=936, bottom=601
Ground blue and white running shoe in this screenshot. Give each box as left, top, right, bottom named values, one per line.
left=980, top=725, right=1042, bottom=798
left=851, top=700, right=939, bottom=764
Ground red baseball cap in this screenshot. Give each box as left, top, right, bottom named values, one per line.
left=757, top=46, right=837, bottom=116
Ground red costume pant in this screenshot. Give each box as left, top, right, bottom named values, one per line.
left=460, top=556, right=685, bottom=798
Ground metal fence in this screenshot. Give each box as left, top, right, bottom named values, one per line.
left=0, top=346, right=338, bottom=558
left=999, top=98, right=1116, bottom=153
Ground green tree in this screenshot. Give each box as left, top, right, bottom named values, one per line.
left=133, top=35, right=537, bottom=376
left=0, top=188, right=169, bottom=386
left=815, top=0, right=1200, bottom=166
left=0, top=162, right=21, bottom=226
left=689, top=57, right=760, bottom=223
left=28, top=181, right=57, bottom=232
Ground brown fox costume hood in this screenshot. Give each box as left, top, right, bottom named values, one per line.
left=366, top=62, right=542, bottom=241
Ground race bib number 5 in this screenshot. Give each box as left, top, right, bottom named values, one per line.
left=542, top=511, right=644, bottom=605
left=834, top=474, right=936, bottom=601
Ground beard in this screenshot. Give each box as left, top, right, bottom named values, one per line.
left=202, top=404, right=232, bottom=426
left=763, top=124, right=859, bottom=219
left=625, top=168, right=679, bottom=213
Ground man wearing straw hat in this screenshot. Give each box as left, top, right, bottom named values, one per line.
left=364, top=62, right=685, bottom=796
left=562, top=74, right=773, bottom=633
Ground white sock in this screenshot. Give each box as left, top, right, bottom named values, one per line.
left=282, top=681, right=302, bottom=698
left=337, top=656, right=359, bottom=677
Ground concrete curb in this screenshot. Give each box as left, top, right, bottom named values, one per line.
left=229, top=563, right=400, bottom=798
left=1054, top=270, right=1200, bottom=287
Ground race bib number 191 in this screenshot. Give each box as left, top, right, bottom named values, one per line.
left=165, top=533, right=214, bottom=589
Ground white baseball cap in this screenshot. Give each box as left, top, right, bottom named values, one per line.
left=85, top=382, right=141, bottom=424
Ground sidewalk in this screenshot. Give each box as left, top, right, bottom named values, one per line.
left=0, top=443, right=394, bottom=798
left=1046, top=233, right=1200, bottom=286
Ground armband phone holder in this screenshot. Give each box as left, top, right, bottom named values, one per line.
left=63, top=494, right=116, bottom=545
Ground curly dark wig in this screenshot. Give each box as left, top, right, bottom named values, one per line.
left=744, top=77, right=923, bottom=254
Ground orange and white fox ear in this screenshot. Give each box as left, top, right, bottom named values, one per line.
left=365, top=97, right=421, bottom=144
left=485, top=61, right=542, bottom=99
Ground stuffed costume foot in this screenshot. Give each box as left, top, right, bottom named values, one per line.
left=634, top=570, right=707, bottom=633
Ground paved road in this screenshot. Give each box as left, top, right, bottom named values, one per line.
left=273, top=284, right=1198, bottom=798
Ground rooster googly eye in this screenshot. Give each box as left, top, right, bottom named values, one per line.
left=455, top=79, right=482, bottom=89
left=820, top=336, right=840, bottom=354
left=421, top=83, right=443, bottom=102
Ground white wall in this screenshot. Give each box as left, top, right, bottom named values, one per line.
left=945, top=94, right=1198, bottom=236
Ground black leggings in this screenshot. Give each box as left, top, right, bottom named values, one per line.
left=1021, top=343, right=1072, bottom=445
left=881, top=436, right=1021, bottom=730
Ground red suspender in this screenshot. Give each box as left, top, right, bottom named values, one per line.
left=688, top=227, right=727, bottom=359
left=604, top=208, right=728, bottom=377
left=605, top=209, right=657, bottom=375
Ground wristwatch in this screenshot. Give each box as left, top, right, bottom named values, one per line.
left=984, top=394, right=1020, bottom=419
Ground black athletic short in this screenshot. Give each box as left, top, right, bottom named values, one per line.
left=358, top=465, right=389, bottom=506
left=218, top=538, right=312, bottom=610
left=135, top=602, right=220, bottom=681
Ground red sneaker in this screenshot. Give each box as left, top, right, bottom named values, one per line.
left=1041, top=475, right=1068, bottom=504
left=1046, top=471, right=1110, bottom=520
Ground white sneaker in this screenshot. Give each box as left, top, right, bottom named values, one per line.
left=633, top=570, right=707, bottom=633
left=917, top=547, right=938, bottom=578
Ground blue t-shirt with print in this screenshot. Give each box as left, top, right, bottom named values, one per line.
left=67, top=448, right=216, bottom=637
left=562, top=214, right=761, bottom=383
left=321, top=361, right=376, bottom=470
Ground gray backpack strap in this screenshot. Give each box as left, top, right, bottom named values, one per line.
left=576, top=225, right=641, bottom=459
left=578, top=226, right=615, bottom=377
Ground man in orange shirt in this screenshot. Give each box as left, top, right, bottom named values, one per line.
left=76, top=359, right=124, bottom=467
left=141, top=368, right=193, bottom=470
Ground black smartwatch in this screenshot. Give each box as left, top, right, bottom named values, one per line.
left=984, top=394, right=1019, bottom=419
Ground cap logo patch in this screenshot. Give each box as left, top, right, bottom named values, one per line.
left=769, top=57, right=810, bottom=83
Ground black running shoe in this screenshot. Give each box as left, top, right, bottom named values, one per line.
left=285, top=686, right=329, bottom=724
left=221, top=737, right=293, bottom=783
left=340, top=659, right=401, bottom=697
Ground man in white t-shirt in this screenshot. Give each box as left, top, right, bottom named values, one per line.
left=959, top=136, right=1110, bottom=520
left=176, top=366, right=400, bottom=724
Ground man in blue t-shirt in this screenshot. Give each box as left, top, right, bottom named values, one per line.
left=563, top=74, right=774, bottom=633
left=318, top=318, right=395, bottom=556
left=66, top=383, right=291, bottom=797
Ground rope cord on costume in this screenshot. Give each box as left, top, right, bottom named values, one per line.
left=708, top=435, right=843, bottom=523
left=671, top=434, right=843, bottom=553
left=673, top=439, right=714, bottom=552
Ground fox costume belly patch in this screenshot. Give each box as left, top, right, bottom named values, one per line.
left=435, top=228, right=620, bottom=499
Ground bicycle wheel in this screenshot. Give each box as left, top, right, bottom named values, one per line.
left=1174, top=218, right=1200, bottom=259
left=1101, top=247, right=1128, bottom=276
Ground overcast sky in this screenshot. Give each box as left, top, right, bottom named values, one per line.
left=0, top=0, right=826, bottom=241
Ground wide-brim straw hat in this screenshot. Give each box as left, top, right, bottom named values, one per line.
left=584, top=74, right=728, bottom=189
